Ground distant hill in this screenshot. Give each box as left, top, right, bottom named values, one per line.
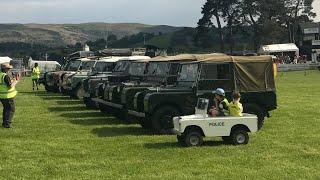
left=0, top=23, right=184, bottom=47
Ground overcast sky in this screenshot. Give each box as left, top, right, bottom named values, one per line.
left=0, top=0, right=319, bottom=26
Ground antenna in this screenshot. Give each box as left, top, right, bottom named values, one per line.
left=45, top=53, right=49, bottom=61
left=105, top=23, right=109, bottom=49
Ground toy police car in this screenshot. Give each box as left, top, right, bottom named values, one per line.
left=172, top=98, right=258, bottom=147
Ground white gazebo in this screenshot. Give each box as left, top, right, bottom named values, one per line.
left=259, top=43, right=299, bottom=55
left=0, top=56, right=12, bottom=64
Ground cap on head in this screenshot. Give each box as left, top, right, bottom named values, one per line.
left=213, top=88, right=225, bottom=96
left=1, top=63, right=13, bottom=69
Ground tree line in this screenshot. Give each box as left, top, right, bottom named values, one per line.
left=194, top=0, right=316, bottom=53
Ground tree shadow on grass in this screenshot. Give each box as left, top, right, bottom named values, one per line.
left=91, top=126, right=154, bottom=137
left=144, top=140, right=227, bottom=149
left=69, top=117, right=122, bottom=126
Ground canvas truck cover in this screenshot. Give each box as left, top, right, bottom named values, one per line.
left=201, top=55, right=275, bottom=92
left=148, top=53, right=227, bottom=62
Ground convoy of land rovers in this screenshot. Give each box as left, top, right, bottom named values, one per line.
left=43, top=50, right=277, bottom=147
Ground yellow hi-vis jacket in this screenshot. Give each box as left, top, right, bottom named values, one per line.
left=32, top=67, right=41, bottom=80
left=228, top=101, right=243, bottom=117
left=0, top=72, right=17, bottom=99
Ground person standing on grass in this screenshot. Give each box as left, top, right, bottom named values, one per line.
left=31, top=63, right=41, bottom=91
left=0, top=63, right=18, bottom=128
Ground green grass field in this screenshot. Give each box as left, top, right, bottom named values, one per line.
left=0, top=71, right=320, bottom=179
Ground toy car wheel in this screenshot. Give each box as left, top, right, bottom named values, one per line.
left=230, top=128, right=249, bottom=145
left=184, top=131, right=203, bottom=147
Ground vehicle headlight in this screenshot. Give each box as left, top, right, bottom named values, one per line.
left=121, top=91, right=126, bottom=104
left=108, top=90, right=113, bottom=101
left=67, top=78, right=72, bottom=85
left=144, top=98, right=149, bottom=112
left=133, top=93, right=139, bottom=110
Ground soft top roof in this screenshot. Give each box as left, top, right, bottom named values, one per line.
left=147, top=53, right=226, bottom=62
left=200, top=55, right=273, bottom=63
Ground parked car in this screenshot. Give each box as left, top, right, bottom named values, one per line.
left=44, top=58, right=94, bottom=92
left=61, top=57, right=125, bottom=98
left=129, top=55, right=277, bottom=133
left=83, top=56, right=150, bottom=108
left=93, top=54, right=212, bottom=122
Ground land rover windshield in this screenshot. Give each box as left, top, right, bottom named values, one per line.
left=113, top=61, right=131, bottom=72
left=147, top=62, right=169, bottom=76
left=82, top=61, right=96, bottom=71
left=94, top=62, right=115, bottom=72
left=128, top=62, right=146, bottom=76
left=177, top=63, right=198, bottom=85
left=66, top=60, right=81, bottom=71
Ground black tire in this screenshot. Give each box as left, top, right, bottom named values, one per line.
left=99, top=103, right=110, bottom=114
left=139, top=118, right=152, bottom=129
left=183, top=130, right=204, bottom=147
left=83, top=97, right=98, bottom=109
left=45, top=85, right=52, bottom=92
left=230, top=128, right=249, bottom=145
left=177, top=135, right=186, bottom=146
left=72, top=85, right=85, bottom=99
left=243, top=104, right=265, bottom=130
left=151, top=106, right=180, bottom=134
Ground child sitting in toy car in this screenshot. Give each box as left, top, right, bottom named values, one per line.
left=229, top=92, right=243, bottom=117
left=209, top=88, right=229, bottom=117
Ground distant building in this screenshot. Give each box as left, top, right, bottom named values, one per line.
left=298, top=22, right=320, bottom=62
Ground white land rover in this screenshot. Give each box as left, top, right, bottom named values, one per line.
left=172, top=98, right=258, bottom=147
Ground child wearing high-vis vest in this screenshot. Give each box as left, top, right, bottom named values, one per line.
left=31, top=63, right=41, bottom=91
left=210, top=88, right=229, bottom=117
left=229, top=92, right=243, bottom=117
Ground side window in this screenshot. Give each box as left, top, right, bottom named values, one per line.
left=200, top=64, right=231, bottom=80
left=169, top=63, right=180, bottom=75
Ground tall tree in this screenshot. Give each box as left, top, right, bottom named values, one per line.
left=195, top=0, right=225, bottom=51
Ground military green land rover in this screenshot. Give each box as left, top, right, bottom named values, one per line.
left=82, top=56, right=150, bottom=108
left=128, top=55, right=277, bottom=133
left=94, top=54, right=212, bottom=121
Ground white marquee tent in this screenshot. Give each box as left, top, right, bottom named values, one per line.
left=0, top=56, right=13, bottom=64
left=259, top=43, right=299, bottom=55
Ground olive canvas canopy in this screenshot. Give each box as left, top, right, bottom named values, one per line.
left=201, top=55, right=275, bottom=92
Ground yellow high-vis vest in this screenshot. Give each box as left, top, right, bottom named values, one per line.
left=0, top=72, right=17, bottom=99
left=229, top=101, right=243, bottom=117
left=32, top=67, right=41, bottom=80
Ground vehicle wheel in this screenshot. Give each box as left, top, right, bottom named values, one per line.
left=183, top=130, right=204, bottom=147
left=139, top=118, right=152, bottom=129
left=243, top=104, right=265, bottom=130
left=151, top=106, right=179, bottom=134
left=230, top=128, right=249, bottom=145
left=74, top=85, right=85, bottom=99
left=45, top=85, right=52, bottom=92
left=99, top=103, right=110, bottom=114
left=177, top=135, right=186, bottom=146
left=222, top=136, right=231, bottom=144
left=84, top=97, right=98, bottom=109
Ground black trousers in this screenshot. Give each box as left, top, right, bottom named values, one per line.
left=0, top=98, right=15, bottom=126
